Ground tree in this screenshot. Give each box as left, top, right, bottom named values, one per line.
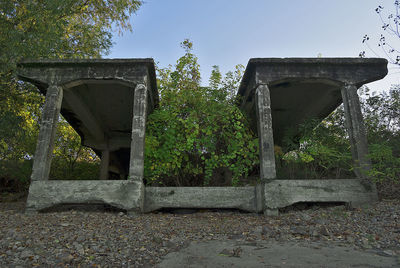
left=360, top=1, right=400, bottom=66
left=144, top=40, right=259, bottom=186
left=0, top=0, right=142, bottom=189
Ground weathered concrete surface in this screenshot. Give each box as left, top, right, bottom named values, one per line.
left=341, top=84, right=371, bottom=179
left=255, top=84, right=276, bottom=182
left=238, top=58, right=388, bottom=146
left=144, top=187, right=261, bottom=213
left=25, top=180, right=378, bottom=213
left=30, top=85, right=63, bottom=181
left=264, top=179, right=378, bottom=209
left=17, top=59, right=159, bottom=179
left=25, top=180, right=144, bottom=212
left=157, top=240, right=399, bottom=268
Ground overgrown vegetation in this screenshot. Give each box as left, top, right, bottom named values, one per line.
left=0, top=0, right=142, bottom=191
left=0, top=2, right=398, bottom=194
left=278, top=86, right=400, bottom=184
left=144, top=40, right=259, bottom=186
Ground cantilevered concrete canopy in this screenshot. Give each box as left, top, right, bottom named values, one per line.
left=18, top=57, right=388, bottom=215
left=18, top=59, right=158, bottom=178
left=238, top=57, right=388, bottom=215
left=238, top=58, right=388, bottom=146
left=18, top=59, right=158, bottom=214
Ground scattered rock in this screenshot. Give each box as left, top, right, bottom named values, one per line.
left=20, top=249, right=33, bottom=259
left=0, top=200, right=399, bottom=266
left=318, top=226, right=330, bottom=237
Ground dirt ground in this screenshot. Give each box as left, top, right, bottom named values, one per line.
left=0, top=199, right=399, bottom=267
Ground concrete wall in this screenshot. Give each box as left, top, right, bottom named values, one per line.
left=25, top=180, right=378, bottom=213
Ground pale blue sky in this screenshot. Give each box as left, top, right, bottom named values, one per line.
left=108, top=0, right=400, bottom=92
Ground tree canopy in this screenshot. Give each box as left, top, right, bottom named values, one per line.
left=0, top=0, right=142, bottom=189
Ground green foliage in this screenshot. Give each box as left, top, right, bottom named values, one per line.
left=144, top=40, right=259, bottom=186
left=360, top=86, right=400, bottom=182
left=278, top=86, right=400, bottom=183
left=0, top=0, right=141, bottom=189
left=277, top=116, right=353, bottom=179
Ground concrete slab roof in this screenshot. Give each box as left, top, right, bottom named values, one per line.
left=17, top=59, right=159, bottom=175
left=238, top=58, right=388, bottom=146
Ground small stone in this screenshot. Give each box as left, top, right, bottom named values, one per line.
left=383, top=250, right=395, bottom=256
left=20, top=249, right=34, bottom=258
left=262, top=226, right=272, bottom=235
left=290, top=226, right=307, bottom=235
left=118, top=212, right=125, bottom=217
left=302, top=214, right=312, bottom=221
left=219, top=249, right=231, bottom=256
left=312, top=230, right=319, bottom=237
left=62, top=254, right=74, bottom=263
left=152, top=235, right=163, bottom=244
left=163, top=241, right=176, bottom=249
left=319, top=226, right=330, bottom=236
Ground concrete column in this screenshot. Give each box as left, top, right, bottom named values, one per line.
left=30, top=84, right=63, bottom=181
left=341, top=84, right=371, bottom=179
left=127, top=83, right=148, bottom=214
left=99, top=149, right=110, bottom=180
left=255, top=84, right=277, bottom=181
left=255, top=84, right=278, bottom=216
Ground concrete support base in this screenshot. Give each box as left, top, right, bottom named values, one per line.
left=264, top=208, right=279, bottom=216
left=25, top=180, right=144, bottom=213
left=263, top=179, right=378, bottom=210
left=25, top=179, right=378, bottom=214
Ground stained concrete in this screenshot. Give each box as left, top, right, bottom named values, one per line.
left=157, top=240, right=399, bottom=268
left=18, top=59, right=158, bottom=179
left=144, top=186, right=261, bottom=213
left=238, top=58, right=387, bottom=214
left=18, top=57, right=388, bottom=214
left=18, top=59, right=158, bottom=213
left=263, top=179, right=378, bottom=210
left=25, top=181, right=377, bottom=213
left=238, top=58, right=388, bottom=146
left=25, top=180, right=144, bottom=213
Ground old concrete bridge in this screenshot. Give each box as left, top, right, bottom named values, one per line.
left=17, top=57, right=388, bottom=215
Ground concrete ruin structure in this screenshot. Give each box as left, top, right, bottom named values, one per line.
left=17, top=57, right=388, bottom=215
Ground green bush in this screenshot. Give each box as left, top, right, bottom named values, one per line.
left=144, top=40, right=259, bottom=186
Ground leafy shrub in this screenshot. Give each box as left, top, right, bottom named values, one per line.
left=144, top=40, right=259, bottom=186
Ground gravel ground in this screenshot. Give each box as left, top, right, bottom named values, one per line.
left=0, top=200, right=399, bottom=267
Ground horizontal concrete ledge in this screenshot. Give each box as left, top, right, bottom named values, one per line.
left=25, top=179, right=378, bottom=213
left=264, top=179, right=378, bottom=209
left=143, top=186, right=261, bottom=213
left=26, top=180, right=143, bottom=212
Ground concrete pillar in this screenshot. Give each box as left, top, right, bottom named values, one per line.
left=127, top=83, right=148, bottom=214
left=341, top=84, right=371, bottom=179
left=99, top=149, right=110, bottom=180
left=30, top=84, right=63, bottom=181
left=255, top=84, right=277, bottom=181
left=255, top=84, right=278, bottom=216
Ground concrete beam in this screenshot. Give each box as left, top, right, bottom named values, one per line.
left=24, top=180, right=377, bottom=214
left=264, top=179, right=378, bottom=209
left=63, top=89, right=104, bottom=142
left=25, top=180, right=145, bottom=213
left=30, top=85, right=63, bottom=181
left=144, top=187, right=260, bottom=212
